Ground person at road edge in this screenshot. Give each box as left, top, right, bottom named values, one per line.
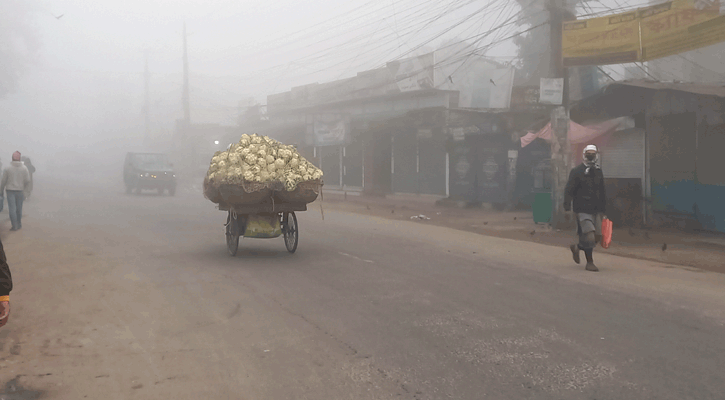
left=564, top=144, right=607, bottom=272
left=0, top=235, right=12, bottom=328
left=1, top=151, right=31, bottom=231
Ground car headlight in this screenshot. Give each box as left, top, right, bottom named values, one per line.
left=145, top=173, right=150, bottom=178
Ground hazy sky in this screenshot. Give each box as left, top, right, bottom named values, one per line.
left=1, top=0, right=646, bottom=166
left=1, top=0, right=530, bottom=160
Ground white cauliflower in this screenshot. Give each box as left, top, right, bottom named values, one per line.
left=228, top=153, right=240, bottom=165
left=208, top=132, right=325, bottom=188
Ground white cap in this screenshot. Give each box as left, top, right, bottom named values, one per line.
left=583, top=144, right=598, bottom=153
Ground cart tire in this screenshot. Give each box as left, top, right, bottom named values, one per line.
left=283, top=212, right=299, bottom=253
left=226, top=212, right=240, bottom=256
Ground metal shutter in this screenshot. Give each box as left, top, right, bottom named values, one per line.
left=600, top=128, right=645, bottom=179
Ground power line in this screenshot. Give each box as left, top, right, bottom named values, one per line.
left=248, top=0, right=503, bottom=93
left=196, top=0, right=468, bottom=88
left=203, top=0, right=450, bottom=62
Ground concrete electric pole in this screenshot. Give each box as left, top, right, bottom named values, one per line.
left=144, top=51, right=151, bottom=147
left=548, top=0, right=574, bottom=229
left=182, top=22, right=191, bottom=125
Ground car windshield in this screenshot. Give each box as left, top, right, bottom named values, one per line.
left=132, top=154, right=169, bottom=169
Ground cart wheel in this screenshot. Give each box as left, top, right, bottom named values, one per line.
left=226, top=212, right=240, bottom=256
left=283, top=212, right=299, bottom=253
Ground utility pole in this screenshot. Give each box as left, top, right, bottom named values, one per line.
left=182, top=22, right=191, bottom=125
left=144, top=51, right=151, bottom=147
left=548, top=0, right=574, bottom=229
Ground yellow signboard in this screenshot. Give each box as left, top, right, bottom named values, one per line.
left=562, top=11, right=640, bottom=67
left=562, top=0, right=725, bottom=66
left=640, top=0, right=725, bottom=61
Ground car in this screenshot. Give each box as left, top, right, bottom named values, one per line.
left=124, top=152, right=177, bottom=195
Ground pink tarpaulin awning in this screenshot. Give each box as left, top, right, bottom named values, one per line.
left=520, top=119, right=621, bottom=148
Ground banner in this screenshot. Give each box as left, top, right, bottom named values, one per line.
left=563, top=0, right=725, bottom=66
left=313, top=116, right=348, bottom=146
left=562, top=11, right=641, bottom=67
left=386, top=53, right=435, bottom=93
left=640, top=0, right=725, bottom=61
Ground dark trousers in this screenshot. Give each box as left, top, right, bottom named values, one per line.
left=6, top=191, right=24, bottom=229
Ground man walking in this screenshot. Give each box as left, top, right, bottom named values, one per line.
left=564, top=144, right=607, bottom=272
left=1, top=151, right=31, bottom=231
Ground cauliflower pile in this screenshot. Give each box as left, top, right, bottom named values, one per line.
left=207, top=134, right=323, bottom=191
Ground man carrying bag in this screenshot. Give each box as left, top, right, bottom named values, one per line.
left=564, top=144, right=608, bottom=272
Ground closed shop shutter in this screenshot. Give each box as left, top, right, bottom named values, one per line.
left=392, top=129, right=418, bottom=194
left=417, top=129, right=447, bottom=196
left=600, top=128, right=645, bottom=179
left=342, top=136, right=363, bottom=189
left=320, top=146, right=341, bottom=188
left=598, top=128, right=646, bottom=227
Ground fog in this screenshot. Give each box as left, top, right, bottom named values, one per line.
left=1, top=0, right=532, bottom=180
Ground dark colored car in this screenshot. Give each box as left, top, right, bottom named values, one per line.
left=124, top=152, right=177, bottom=195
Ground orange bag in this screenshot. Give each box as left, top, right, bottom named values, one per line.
left=601, top=217, right=613, bottom=249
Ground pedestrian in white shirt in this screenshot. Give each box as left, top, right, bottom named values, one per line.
left=0, top=152, right=31, bottom=231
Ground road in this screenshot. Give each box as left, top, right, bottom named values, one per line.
left=1, top=174, right=724, bottom=400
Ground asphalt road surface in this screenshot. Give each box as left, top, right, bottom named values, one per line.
left=1, top=174, right=724, bottom=400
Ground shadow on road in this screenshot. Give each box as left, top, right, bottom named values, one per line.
left=0, top=376, right=43, bottom=400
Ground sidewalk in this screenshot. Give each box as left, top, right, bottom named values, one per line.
left=317, top=191, right=725, bottom=274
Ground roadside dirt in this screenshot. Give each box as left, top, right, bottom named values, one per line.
left=317, top=194, right=725, bottom=274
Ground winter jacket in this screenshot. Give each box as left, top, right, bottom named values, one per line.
left=0, top=238, right=12, bottom=298
left=563, top=163, right=607, bottom=214
left=0, top=161, right=30, bottom=193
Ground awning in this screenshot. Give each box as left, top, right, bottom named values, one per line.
left=520, top=118, right=622, bottom=148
